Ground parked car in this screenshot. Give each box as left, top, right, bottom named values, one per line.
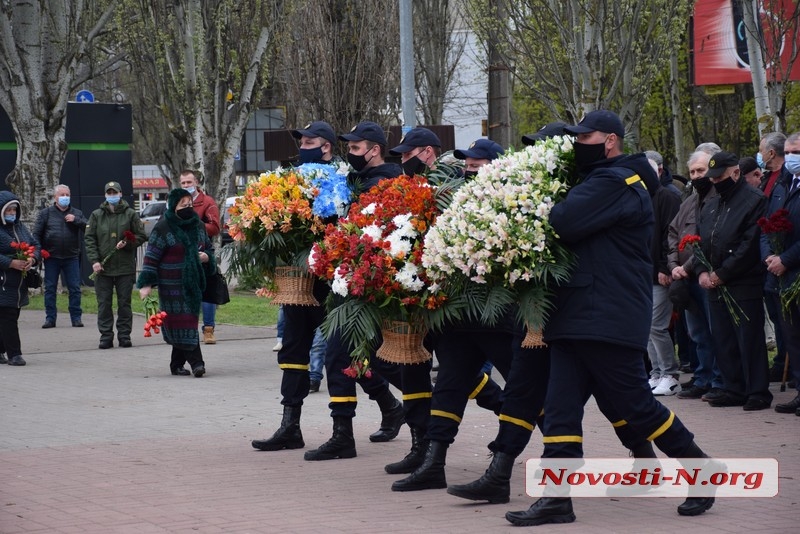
left=140, top=201, right=167, bottom=237
left=220, top=196, right=241, bottom=246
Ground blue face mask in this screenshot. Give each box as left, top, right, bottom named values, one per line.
left=106, top=195, right=121, bottom=205
left=299, top=147, right=324, bottom=164
left=4, top=215, right=16, bottom=223
left=57, top=196, right=70, bottom=207
left=184, top=186, right=196, bottom=195
left=785, top=153, right=800, bottom=175
left=756, top=152, right=769, bottom=170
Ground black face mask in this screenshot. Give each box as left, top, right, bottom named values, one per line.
left=692, top=176, right=713, bottom=197
left=463, top=170, right=478, bottom=180
left=573, top=141, right=607, bottom=170
left=347, top=150, right=374, bottom=172
left=402, top=156, right=426, bottom=176
left=713, top=176, right=736, bottom=197
left=176, top=207, right=195, bottom=220
left=299, top=147, right=324, bottom=164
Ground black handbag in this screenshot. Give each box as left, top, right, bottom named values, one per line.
left=203, top=266, right=230, bottom=305
left=26, top=268, right=42, bottom=289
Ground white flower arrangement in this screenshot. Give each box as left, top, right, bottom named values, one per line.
left=421, top=135, right=576, bottom=329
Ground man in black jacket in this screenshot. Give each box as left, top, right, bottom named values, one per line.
left=696, top=151, right=771, bottom=411
left=33, top=185, right=87, bottom=328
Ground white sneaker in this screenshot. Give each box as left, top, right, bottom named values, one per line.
left=652, top=376, right=681, bottom=396
left=272, top=338, right=283, bottom=352
left=648, top=377, right=660, bottom=390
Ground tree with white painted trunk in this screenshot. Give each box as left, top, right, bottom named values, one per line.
left=0, top=1, right=118, bottom=219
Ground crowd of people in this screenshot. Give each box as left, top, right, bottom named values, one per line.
left=1, top=111, right=798, bottom=528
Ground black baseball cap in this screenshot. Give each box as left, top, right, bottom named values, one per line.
left=564, top=110, right=625, bottom=138
left=705, top=151, right=739, bottom=178
left=339, top=121, right=387, bottom=146
left=389, top=127, right=441, bottom=156
left=522, top=121, right=568, bottom=145
left=291, top=121, right=337, bottom=145
left=454, top=139, right=504, bottom=160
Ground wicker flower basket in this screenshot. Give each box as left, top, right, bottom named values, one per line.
left=376, top=320, right=431, bottom=364
left=521, top=325, right=547, bottom=349
left=270, top=266, right=319, bottom=306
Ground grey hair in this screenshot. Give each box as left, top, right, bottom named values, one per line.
left=762, top=132, right=786, bottom=156
left=644, top=150, right=663, bottom=166
left=54, top=184, right=70, bottom=196
left=687, top=150, right=711, bottom=167
left=785, top=132, right=800, bottom=145
left=694, top=142, right=721, bottom=155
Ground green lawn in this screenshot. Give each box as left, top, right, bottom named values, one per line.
left=26, top=288, right=279, bottom=326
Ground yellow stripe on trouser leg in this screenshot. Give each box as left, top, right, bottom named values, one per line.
left=612, top=419, right=628, bottom=428
left=542, top=435, right=583, bottom=444
left=279, top=363, right=310, bottom=370
left=431, top=409, right=462, bottom=423
left=647, top=411, right=675, bottom=441
left=403, top=392, right=433, bottom=401
left=499, top=414, right=534, bottom=431
left=329, top=396, right=358, bottom=403
left=468, top=373, right=490, bottom=399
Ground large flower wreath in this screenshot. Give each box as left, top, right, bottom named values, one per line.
left=422, top=135, right=576, bottom=333
left=309, top=173, right=462, bottom=373
left=226, top=162, right=352, bottom=280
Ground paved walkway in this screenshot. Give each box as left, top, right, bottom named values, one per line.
left=1, top=309, right=797, bottom=533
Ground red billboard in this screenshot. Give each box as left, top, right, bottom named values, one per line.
left=693, top=0, right=800, bottom=86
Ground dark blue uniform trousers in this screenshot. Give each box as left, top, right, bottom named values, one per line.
left=278, top=304, right=325, bottom=407
left=324, top=329, right=406, bottom=417
left=542, top=340, right=694, bottom=459
left=426, top=327, right=513, bottom=444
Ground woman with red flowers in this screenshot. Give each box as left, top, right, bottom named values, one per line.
left=0, top=190, right=40, bottom=366
left=136, top=189, right=214, bottom=377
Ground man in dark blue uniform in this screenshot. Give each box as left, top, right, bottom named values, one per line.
left=505, top=111, right=714, bottom=526
left=303, top=121, right=408, bottom=461
left=252, top=120, right=404, bottom=453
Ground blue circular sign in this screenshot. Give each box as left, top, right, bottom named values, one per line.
left=76, top=90, right=95, bottom=103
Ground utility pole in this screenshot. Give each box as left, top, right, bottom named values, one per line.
left=487, top=0, right=511, bottom=147
left=399, top=0, right=416, bottom=132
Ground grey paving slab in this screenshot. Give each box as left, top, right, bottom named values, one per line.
left=0, top=309, right=797, bottom=533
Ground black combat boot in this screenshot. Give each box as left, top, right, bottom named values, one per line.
left=384, top=426, right=427, bottom=474
left=676, top=441, right=716, bottom=516
left=369, top=389, right=404, bottom=442
left=304, top=416, right=357, bottom=461
left=391, top=440, right=448, bottom=491
left=505, top=497, right=576, bottom=526
left=446, top=451, right=515, bottom=503
left=251, top=405, right=304, bottom=451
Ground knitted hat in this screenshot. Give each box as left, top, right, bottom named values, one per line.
left=167, top=188, right=192, bottom=212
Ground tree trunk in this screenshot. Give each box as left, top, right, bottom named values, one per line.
left=741, top=0, right=774, bottom=135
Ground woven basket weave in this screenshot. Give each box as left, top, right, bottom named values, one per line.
left=271, top=266, right=319, bottom=306
left=376, top=320, right=431, bottom=364
left=521, top=326, right=547, bottom=349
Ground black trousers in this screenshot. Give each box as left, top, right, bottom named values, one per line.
left=324, top=329, right=396, bottom=418
left=708, top=295, right=772, bottom=402
left=279, top=304, right=325, bottom=407
left=170, top=344, right=204, bottom=371
left=426, top=326, right=514, bottom=443
left=0, top=306, right=22, bottom=357
left=542, top=340, right=694, bottom=459
left=769, top=292, right=800, bottom=390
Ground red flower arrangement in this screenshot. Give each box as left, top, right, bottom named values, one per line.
left=142, top=294, right=167, bottom=337
left=40, top=249, right=51, bottom=260
left=678, top=234, right=748, bottom=325
left=10, top=241, right=36, bottom=277
left=90, top=230, right=137, bottom=280
left=309, top=175, right=450, bottom=377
